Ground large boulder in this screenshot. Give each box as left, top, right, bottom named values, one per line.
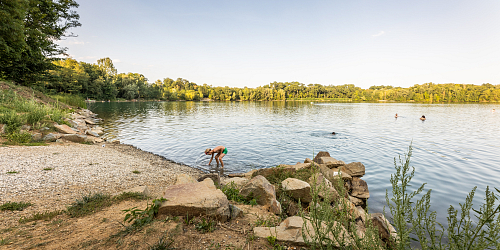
left=342, top=162, right=365, bottom=177
left=61, top=134, right=87, bottom=143
left=54, top=124, right=77, bottom=134
left=282, top=178, right=312, bottom=203
left=240, top=175, right=276, bottom=206
left=252, top=165, right=295, bottom=179
left=289, top=162, right=311, bottom=171
left=159, top=178, right=230, bottom=221
left=254, top=216, right=352, bottom=247
left=351, top=177, right=370, bottom=199
left=221, top=177, right=248, bottom=189
left=175, top=174, right=197, bottom=185
left=43, top=133, right=62, bottom=142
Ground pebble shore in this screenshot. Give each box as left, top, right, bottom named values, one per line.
left=0, top=142, right=203, bottom=227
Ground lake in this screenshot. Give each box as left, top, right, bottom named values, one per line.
left=89, top=101, right=500, bottom=225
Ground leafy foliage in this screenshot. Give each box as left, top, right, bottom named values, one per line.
left=122, top=198, right=167, bottom=228
left=66, top=193, right=113, bottom=217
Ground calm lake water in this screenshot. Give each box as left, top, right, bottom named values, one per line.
left=89, top=101, right=500, bottom=224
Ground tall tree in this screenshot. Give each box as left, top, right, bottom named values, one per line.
left=0, top=0, right=80, bottom=84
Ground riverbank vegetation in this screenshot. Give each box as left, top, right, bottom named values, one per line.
left=7, top=57, right=500, bottom=103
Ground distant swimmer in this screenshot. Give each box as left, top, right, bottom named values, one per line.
left=420, top=115, right=426, bottom=121
left=492, top=109, right=496, bottom=113
left=395, top=113, right=399, bottom=118
left=205, top=146, right=227, bottom=168
left=331, top=132, right=336, bottom=135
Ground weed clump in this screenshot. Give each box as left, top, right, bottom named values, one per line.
left=19, top=210, right=63, bottom=223
left=0, top=201, right=32, bottom=211
left=66, top=193, right=113, bottom=217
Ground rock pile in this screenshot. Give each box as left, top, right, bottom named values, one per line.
left=157, top=151, right=396, bottom=247
left=0, top=108, right=107, bottom=144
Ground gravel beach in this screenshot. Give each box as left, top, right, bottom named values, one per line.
left=0, top=142, right=203, bottom=227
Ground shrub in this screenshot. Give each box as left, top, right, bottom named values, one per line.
left=0, top=110, right=24, bottom=133
left=5, top=132, right=32, bottom=143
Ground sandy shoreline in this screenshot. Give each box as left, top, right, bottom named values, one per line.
left=0, top=142, right=204, bottom=227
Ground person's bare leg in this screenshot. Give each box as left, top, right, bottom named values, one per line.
left=215, top=153, right=220, bottom=167
left=219, top=153, right=226, bottom=168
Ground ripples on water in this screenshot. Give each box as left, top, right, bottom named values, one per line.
left=90, top=101, right=500, bottom=224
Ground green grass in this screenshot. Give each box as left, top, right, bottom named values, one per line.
left=19, top=210, right=63, bottom=223
left=114, top=192, right=149, bottom=201
left=0, top=238, right=11, bottom=246
left=43, top=167, right=53, bottom=171
left=6, top=171, right=18, bottom=174
left=49, top=93, right=87, bottom=109
left=132, top=170, right=141, bottom=174
left=195, top=218, right=217, bottom=233
left=0, top=201, right=32, bottom=211
left=66, top=193, right=113, bottom=218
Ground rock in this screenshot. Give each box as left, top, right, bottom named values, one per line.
left=54, top=124, right=77, bottom=134
left=343, top=162, right=365, bottom=177
left=289, top=162, right=311, bottom=170
left=318, top=164, right=352, bottom=183
left=84, top=119, right=96, bottom=125
left=308, top=173, right=340, bottom=202
left=304, top=158, right=313, bottom=163
left=356, top=206, right=369, bottom=224
left=369, top=213, right=397, bottom=243
left=73, top=119, right=87, bottom=127
left=86, top=130, right=100, bottom=137
left=40, top=127, right=50, bottom=131
left=221, top=177, right=248, bottom=189
left=84, top=136, right=95, bottom=144
left=270, top=199, right=282, bottom=215
left=94, top=137, right=104, bottom=143
left=159, top=178, right=230, bottom=222
left=254, top=216, right=352, bottom=247
left=197, top=173, right=220, bottom=185
left=31, top=133, right=42, bottom=141
left=317, top=157, right=345, bottom=168
left=229, top=204, right=243, bottom=219
left=252, top=165, right=294, bottom=179
left=351, top=177, right=369, bottom=199
left=111, top=140, right=120, bottom=144
left=92, top=129, right=104, bottom=136
left=349, top=195, right=365, bottom=206
left=20, top=125, right=31, bottom=132
left=176, top=174, right=197, bottom=185
left=282, top=178, right=312, bottom=203
left=61, top=134, right=87, bottom=143
left=313, top=151, right=331, bottom=163
left=240, top=175, right=276, bottom=207
left=0, top=124, right=5, bottom=134
left=115, top=186, right=150, bottom=197
left=71, top=113, right=86, bottom=120
left=43, top=133, right=62, bottom=142
left=336, top=198, right=362, bottom=220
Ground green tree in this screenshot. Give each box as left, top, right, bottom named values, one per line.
left=0, top=0, right=81, bottom=84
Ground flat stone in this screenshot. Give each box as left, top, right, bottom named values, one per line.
left=318, top=157, right=345, bottom=168
left=282, top=178, right=312, bottom=203
left=349, top=195, right=365, bottom=206
left=61, top=134, right=87, bottom=143
left=304, top=158, right=313, bottom=163
left=175, top=173, right=197, bottom=185
left=84, top=119, right=96, bottom=125
left=86, top=130, right=99, bottom=137
left=54, top=124, right=77, bottom=134
left=159, top=178, right=230, bottom=222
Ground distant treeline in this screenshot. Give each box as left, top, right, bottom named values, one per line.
left=28, top=58, right=500, bottom=102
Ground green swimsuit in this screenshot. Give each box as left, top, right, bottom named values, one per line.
left=222, top=147, right=228, bottom=154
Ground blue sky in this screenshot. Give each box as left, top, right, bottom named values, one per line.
left=58, top=0, right=500, bottom=88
